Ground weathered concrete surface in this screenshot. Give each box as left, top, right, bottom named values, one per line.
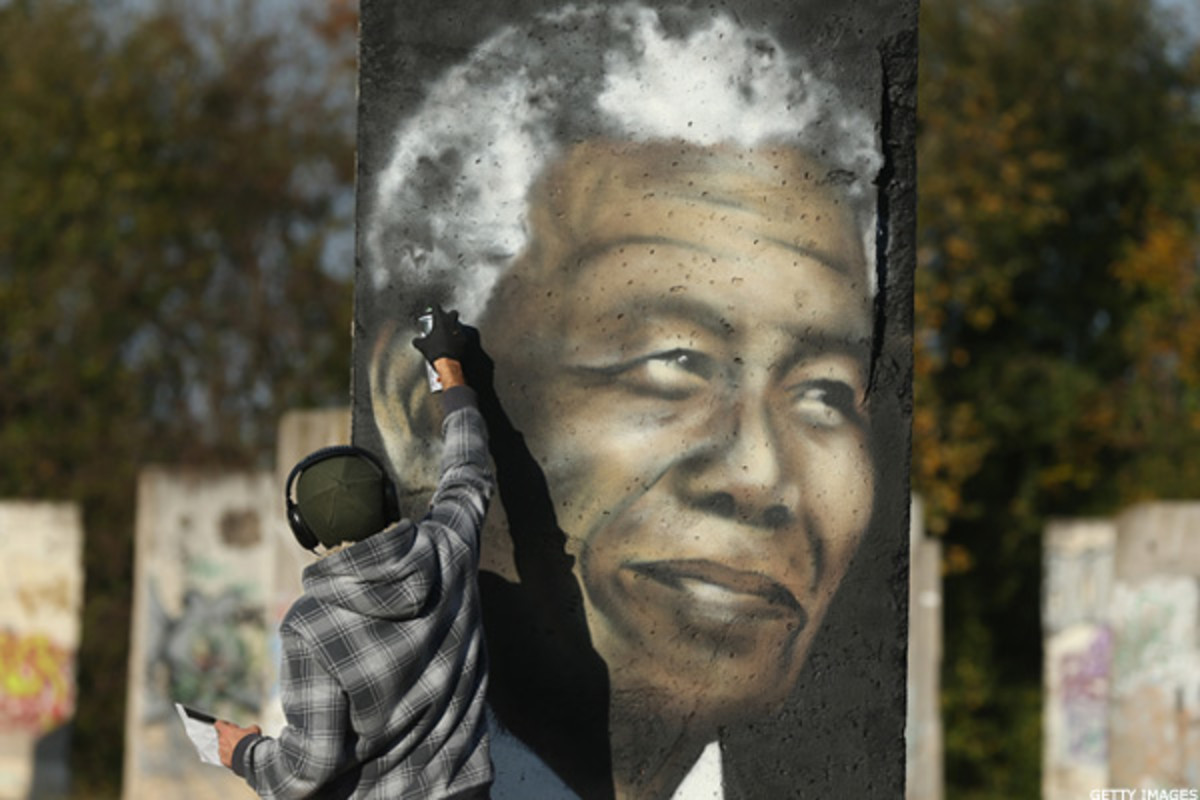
left=1113, top=502, right=1200, bottom=583
left=1109, top=503, right=1200, bottom=791
left=0, top=501, right=83, bottom=800
left=1043, top=505, right=1200, bottom=796
left=123, top=469, right=273, bottom=800
left=906, top=497, right=943, bottom=800
left=1042, top=519, right=1116, bottom=800
left=1044, top=519, right=1118, bottom=634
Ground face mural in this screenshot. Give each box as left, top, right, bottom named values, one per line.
left=356, top=3, right=912, bottom=797
left=482, top=141, right=874, bottom=723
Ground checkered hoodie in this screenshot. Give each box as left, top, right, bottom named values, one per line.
left=233, top=388, right=494, bottom=799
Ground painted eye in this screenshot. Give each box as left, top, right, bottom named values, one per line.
left=610, top=349, right=716, bottom=399
left=791, top=381, right=861, bottom=429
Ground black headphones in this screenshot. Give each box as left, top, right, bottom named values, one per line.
left=284, top=445, right=401, bottom=551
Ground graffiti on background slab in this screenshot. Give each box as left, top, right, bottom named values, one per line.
left=1112, top=579, right=1198, bottom=683
left=0, top=628, right=74, bottom=732
left=141, top=581, right=266, bottom=723
left=1058, top=626, right=1112, bottom=764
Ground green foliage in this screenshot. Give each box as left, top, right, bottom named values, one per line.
left=917, top=0, right=1200, bottom=795
left=0, top=0, right=354, bottom=794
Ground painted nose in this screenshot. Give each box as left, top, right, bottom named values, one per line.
left=673, top=396, right=798, bottom=528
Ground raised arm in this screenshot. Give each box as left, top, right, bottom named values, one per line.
left=413, top=306, right=494, bottom=552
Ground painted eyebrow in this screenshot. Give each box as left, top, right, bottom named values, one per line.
left=775, top=333, right=872, bottom=377
left=593, top=291, right=741, bottom=341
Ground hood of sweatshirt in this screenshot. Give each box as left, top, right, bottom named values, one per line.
left=298, top=520, right=442, bottom=622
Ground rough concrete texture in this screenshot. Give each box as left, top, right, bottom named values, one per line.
left=1044, top=519, right=1118, bottom=634
left=353, top=1, right=916, bottom=796
left=123, top=469, right=273, bottom=800
left=1044, top=505, right=1200, bottom=796
left=907, top=497, right=943, bottom=800
left=1109, top=506, right=1200, bottom=790
left=0, top=501, right=83, bottom=800
left=1043, top=519, right=1117, bottom=800
left=1114, top=502, right=1200, bottom=584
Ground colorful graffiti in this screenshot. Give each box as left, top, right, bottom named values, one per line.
left=142, top=583, right=266, bottom=722
left=0, top=628, right=74, bottom=732
left=124, top=474, right=277, bottom=799
left=1112, top=579, right=1197, bottom=685
left=1108, top=576, right=1200, bottom=790
left=1058, top=627, right=1112, bottom=764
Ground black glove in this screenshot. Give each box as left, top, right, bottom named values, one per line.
left=412, top=305, right=467, bottom=364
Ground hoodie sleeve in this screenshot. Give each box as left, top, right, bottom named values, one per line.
left=426, top=386, right=494, bottom=555
left=234, top=623, right=350, bottom=799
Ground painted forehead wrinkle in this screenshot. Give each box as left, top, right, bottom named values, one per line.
left=521, top=142, right=869, bottom=291
left=564, top=234, right=859, bottom=289
left=364, top=4, right=881, bottom=321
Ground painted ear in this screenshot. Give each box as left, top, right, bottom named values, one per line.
left=368, top=319, right=442, bottom=501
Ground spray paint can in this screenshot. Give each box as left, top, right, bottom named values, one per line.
left=416, top=309, right=443, bottom=393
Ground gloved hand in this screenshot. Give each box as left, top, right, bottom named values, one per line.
left=412, top=305, right=468, bottom=364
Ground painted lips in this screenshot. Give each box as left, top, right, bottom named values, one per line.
left=627, top=559, right=809, bottom=627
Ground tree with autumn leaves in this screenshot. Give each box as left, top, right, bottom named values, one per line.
left=918, top=0, right=1200, bottom=795
left=0, top=0, right=356, bottom=794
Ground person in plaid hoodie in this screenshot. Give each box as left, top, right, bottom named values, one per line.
left=215, top=306, right=494, bottom=799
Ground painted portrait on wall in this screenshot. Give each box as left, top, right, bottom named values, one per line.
left=353, top=1, right=915, bottom=797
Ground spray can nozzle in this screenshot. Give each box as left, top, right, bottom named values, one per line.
left=416, top=308, right=444, bottom=393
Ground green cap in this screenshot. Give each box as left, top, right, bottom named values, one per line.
left=294, top=452, right=391, bottom=548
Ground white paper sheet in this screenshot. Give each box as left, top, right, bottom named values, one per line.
left=174, top=702, right=222, bottom=766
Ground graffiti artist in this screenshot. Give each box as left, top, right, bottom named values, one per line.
left=215, top=305, right=495, bottom=799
